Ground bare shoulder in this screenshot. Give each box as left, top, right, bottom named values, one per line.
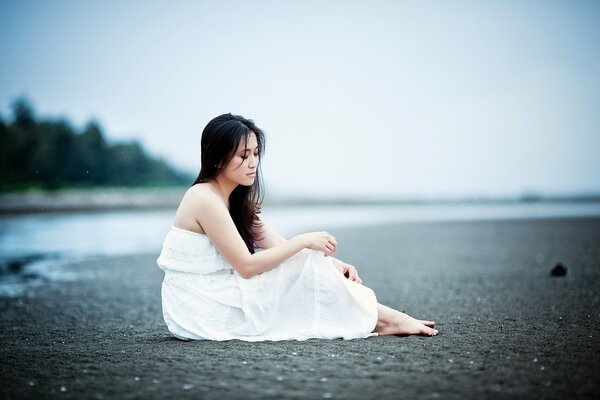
left=186, top=182, right=216, bottom=200
left=173, top=183, right=224, bottom=233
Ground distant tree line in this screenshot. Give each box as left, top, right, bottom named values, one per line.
left=0, top=98, right=192, bottom=191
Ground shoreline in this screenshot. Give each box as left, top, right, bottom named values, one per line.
left=0, top=187, right=186, bottom=214
left=1, top=187, right=599, bottom=214
left=1, top=217, right=599, bottom=399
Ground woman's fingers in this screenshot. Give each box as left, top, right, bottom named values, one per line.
left=346, top=266, right=363, bottom=284
left=325, top=233, right=337, bottom=253
left=336, top=262, right=364, bottom=285
left=306, top=231, right=338, bottom=256
left=328, top=237, right=337, bottom=252
left=329, top=235, right=337, bottom=247
left=352, top=269, right=362, bottom=284
left=329, top=242, right=336, bottom=253
left=324, top=235, right=336, bottom=255
left=324, top=243, right=334, bottom=256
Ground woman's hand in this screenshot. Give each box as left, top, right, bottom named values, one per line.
left=295, top=231, right=337, bottom=256
left=333, top=260, right=363, bottom=284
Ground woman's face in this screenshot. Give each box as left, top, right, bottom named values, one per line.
left=220, top=131, right=259, bottom=186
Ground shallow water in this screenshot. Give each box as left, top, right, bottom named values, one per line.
left=1, top=201, right=599, bottom=296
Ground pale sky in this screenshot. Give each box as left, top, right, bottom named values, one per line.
left=1, top=0, right=599, bottom=199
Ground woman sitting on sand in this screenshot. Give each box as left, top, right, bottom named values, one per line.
left=157, top=113, right=438, bottom=341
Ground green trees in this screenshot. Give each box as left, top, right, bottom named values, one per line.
left=0, top=98, right=191, bottom=191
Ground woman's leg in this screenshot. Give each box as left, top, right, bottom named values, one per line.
left=374, top=303, right=438, bottom=336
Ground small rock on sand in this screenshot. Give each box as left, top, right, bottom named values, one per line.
left=551, top=263, right=567, bottom=277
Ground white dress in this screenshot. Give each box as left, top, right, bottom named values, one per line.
left=156, top=226, right=378, bottom=342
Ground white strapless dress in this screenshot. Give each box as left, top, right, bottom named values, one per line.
left=156, top=226, right=378, bottom=342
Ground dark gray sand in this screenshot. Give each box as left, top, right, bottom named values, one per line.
left=2, top=217, right=599, bottom=399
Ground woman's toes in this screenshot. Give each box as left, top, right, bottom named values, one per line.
left=426, top=326, right=438, bottom=336
left=421, top=320, right=435, bottom=327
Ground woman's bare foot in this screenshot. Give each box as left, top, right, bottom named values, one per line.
left=376, top=312, right=438, bottom=336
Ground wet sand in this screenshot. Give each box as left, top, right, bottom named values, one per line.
left=1, top=217, right=599, bottom=399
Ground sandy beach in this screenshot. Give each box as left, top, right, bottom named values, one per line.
left=1, top=216, right=599, bottom=399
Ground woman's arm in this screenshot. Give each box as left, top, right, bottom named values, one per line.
left=251, top=212, right=364, bottom=283
left=193, top=190, right=307, bottom=279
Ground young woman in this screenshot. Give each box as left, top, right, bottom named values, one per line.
left=157, top=113, right=438, bottom=341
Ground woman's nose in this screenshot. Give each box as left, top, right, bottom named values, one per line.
left=248, top=154, right=258, bottom=167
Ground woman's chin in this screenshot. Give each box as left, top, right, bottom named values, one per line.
left=235, top=174, right=256, bottom=186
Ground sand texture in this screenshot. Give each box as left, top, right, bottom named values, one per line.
left=1, top=217, right=599, bottom=399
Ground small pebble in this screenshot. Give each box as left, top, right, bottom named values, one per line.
left=276, top=376, right=284, bottom=381
left=152, top=379, right=159, bottom=384
left=551, top=263, right=567, bottom=277
left=322, top=393, right=333, bottom=399
left=533, top=357, right=538, bottom=363
left=320, top=377, right=328, bottom=382
left=291, top=352, right=297, bottom=355
left=60, top=386, right=67, bottom=392
left=448, top=359, right=454, bottom=363
left=183, top=384, right=194, bottom=390
left=134, top=377, right=140, bottom=381
left=242, top=361, right=247, bottom=364
left=27, top=380, right=35, bottom=386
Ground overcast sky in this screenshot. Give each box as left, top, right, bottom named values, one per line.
left=1, top=0, right=598, bottom=199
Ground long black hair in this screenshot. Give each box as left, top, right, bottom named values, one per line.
left=193, top=113, right=266, bottom=253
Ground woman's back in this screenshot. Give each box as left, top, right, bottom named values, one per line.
left=172, top=183, right=223, bottom=235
